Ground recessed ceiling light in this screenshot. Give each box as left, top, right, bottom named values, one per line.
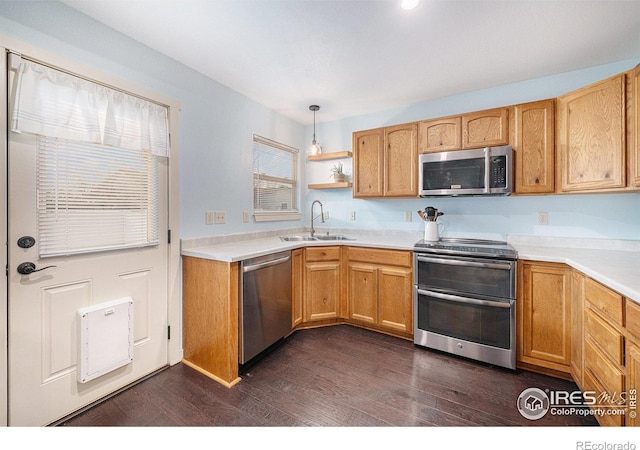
left=400, top=0, right=419, bottom=11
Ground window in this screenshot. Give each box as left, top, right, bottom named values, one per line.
left=253, top=135, right=301, bottom=221
left=37, top=136, right=159, bottom=257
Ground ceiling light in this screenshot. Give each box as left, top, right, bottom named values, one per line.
left=308, top=105, right=322, bottom=156
left=400, top=0, right=419, bottom=11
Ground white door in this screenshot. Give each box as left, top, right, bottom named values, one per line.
left=7, top=67, right=170, bottom=426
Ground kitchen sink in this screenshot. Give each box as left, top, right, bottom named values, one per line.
left=279, top=234, right=354, bottom=242
left=279, top=236, right=318, bottom=241
left=314, top=234, right=354, bottom=241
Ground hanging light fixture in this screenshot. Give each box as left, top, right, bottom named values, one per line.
left=308, top=104, right=322, bottom=156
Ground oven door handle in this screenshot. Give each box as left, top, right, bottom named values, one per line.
left=416, top=288, right=512, bottom=309
left=415, top=255, right=513, bottom=271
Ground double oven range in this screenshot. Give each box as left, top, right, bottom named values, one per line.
left=413, top=238, right=517, bottom=370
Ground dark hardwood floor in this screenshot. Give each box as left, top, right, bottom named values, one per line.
left=59, top=325, right=598, bottom=427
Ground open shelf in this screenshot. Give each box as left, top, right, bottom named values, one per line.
left=308, top=182, right=353, bottom=190
left=308, top=151, right=352, bottom=161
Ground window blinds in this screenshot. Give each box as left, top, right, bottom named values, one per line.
left=253, top=135, right=298, bottom=216
left=37, top=136, right=159, bottom=257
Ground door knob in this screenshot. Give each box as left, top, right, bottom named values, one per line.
left=17, top=236, right=36, bottom=249
left=16, top=262, right=57, bottom=275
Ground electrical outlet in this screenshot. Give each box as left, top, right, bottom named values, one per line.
left=206, top=211, right=214, bottom=225
left=322, top=210, right=329, bottom=221
left=243, top=211, right=249, bottom=223
left=537, top=212, right=549, bottom=226
left=214, top=211, right=226, bottom=224
left=404, top=210, right=412, bottom=222
left=350, top=211, right=356, bottom=221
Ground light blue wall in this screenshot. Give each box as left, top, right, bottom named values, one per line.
left=1, top=1, right=639, bottom=242
left=306, top=59, right=640, bottom=241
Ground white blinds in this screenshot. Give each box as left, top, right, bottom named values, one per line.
left=253, top=135, right=298, bottom=215
left=11, top=58, right=170, bottom=157
left=37, top=136, right=159, bottom=257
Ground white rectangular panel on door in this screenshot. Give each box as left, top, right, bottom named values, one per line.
left=78, top=297, right=134, bottom=383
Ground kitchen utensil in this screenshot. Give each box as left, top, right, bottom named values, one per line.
left=417, top=210, right=428, bottom=222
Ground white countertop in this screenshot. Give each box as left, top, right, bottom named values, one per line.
left=181, top=231, right=640, bottom=304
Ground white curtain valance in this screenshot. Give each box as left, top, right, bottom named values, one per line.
left=11, top=59, right=170, bottom=157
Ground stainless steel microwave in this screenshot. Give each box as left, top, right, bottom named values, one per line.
left=419, top=145, right=513, bottom=197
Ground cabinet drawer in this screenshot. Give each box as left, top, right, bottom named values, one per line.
left=582, top=369, right=625, bottom=427
left=585, top=278, right=624, bottom=326
left=584, top=337, right=625, bottom=394
left=584, top=308, right=624, bottom=365
left=305, top=246, right=341, bottom=262
left=626, top=300, right=640, bottom=343
left=347, top=247, right=412, bottom=267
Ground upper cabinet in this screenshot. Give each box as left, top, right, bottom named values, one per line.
left=353, top=123, right=417, bottom=198
left=632, top=64, right=640, bottom=187
left=511, top=99, right=556, bottom=194
left=418, top=107, right=509, bottom=154
left=418, top=116, right=462, bottom=153
left=556, top=73, right=627, bottom=192
left=462, top=107, right=510, bottom=149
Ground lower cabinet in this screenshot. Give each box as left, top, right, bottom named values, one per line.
left=303, top=246, right=343, bottom=322
left=347, top=247, right=413, bottom=335
left=517, top=260, right=572, bottom=376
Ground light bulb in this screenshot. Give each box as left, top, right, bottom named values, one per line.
left=400, top=0, right=419, bottom=11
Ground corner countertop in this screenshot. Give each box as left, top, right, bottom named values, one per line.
left=181, top=230, right=640, bottom=304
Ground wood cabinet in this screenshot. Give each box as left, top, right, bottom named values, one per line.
left=627, top=342, right=640, bottom=427
left=352, top=123, right=417, bottom=198
left=570, top=270, right=585, bottom=386
left=462, top=107, right=509, bottom=148
left=556, top=73, right=627, bottom=192
left=511, top=99, right=555, bottom=194
left=347, top=247, right=413, bottom=335
left=303, top=246, right=342, bottom=322
left=632, top=64, right=640, bottom=187
left=417, top=107, right=509, bottom=154
left=352, top=128, right=384, bottom=197
left=517, top=261, right=572, bottom=376
left=418, top=116, right=462, bottom=153
left=182, top=256, right=241, bottom=387
left=292, top=248, right=304, bottom=328
left=384, top=123, right=418, bottom=197
left=581, top=278, right=627, bottom=426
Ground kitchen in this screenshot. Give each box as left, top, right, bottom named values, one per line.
left=1, top=0, right=640, bottom=445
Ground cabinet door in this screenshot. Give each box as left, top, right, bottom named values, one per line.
left=632, top=64, right=640, bottom=187
left=627, top=342, right=640, bottom=427
left=291, top=248, right=304, bottom=328
left=378, top=266, right=413, bottom=333
left=418, top=116, right=462, bottom=153
left=353, top=128, right=384, bottom=198
left=462, top=107, right=509, bottom=148
left=384, top=123, right=418, bottom=197
left=512, top=100, right=555, bottom=194
left=304, top=261, right=340, bottom=322
left=518, top=261, right=571, bottom=373
left=570, top=270, right=585, bottom=388
left=557, top=74, right=626, bottom=192
left=348, top=263, right=378, bottom=324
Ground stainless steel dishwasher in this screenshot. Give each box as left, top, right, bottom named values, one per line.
left=239, top=250, right=292, bottom=368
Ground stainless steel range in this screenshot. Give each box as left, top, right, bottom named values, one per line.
left=413, top=238, right=517, bottom=370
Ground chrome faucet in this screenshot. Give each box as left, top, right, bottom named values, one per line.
left=310, top=200, right=324, bottom=237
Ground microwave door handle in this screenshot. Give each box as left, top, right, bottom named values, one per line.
left=415, top=255, right=512, bottom=271
left=417, top=288, right=512, bottom=309
left=484, top=147, right=490, bottom=193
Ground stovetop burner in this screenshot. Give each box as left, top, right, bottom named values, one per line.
left=414, top=237, right=518, bottom=259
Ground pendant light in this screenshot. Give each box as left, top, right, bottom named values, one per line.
left=308, top=105, right=322, bottom=156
